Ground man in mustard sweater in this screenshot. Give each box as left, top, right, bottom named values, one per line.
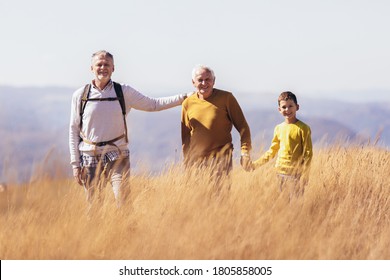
left=252, top=91, right=313, bottom=198
left=181, top=65, right=252, bottom=189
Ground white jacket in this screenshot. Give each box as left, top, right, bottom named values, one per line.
left=69, top=80, right=186, bottom=168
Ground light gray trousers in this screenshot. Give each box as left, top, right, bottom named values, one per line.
left=82, top=157, right=130, bottom=206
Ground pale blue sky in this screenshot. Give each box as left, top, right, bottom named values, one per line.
left=1, top=0, right=389, bottom=100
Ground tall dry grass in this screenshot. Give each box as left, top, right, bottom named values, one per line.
left=0, top=145, right=389, bottom=260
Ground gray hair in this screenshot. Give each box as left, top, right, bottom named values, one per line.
left=191, top=65, right=215, bottom=80
left=91, top=50, right=114, bottom=63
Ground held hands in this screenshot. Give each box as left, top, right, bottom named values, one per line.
left=240, top=153, right=253, bottom=172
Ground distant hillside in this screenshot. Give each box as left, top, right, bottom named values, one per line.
left=0, top=86, right=389, bottom=183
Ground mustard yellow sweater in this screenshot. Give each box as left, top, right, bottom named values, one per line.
left=253, top=120, right=313, bottom=176
left=181, top=89, right=251, bottom=163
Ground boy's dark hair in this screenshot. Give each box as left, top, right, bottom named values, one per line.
left=278, top=91, right=298, bottom=105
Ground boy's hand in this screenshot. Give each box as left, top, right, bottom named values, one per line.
left=240, top=153, right=252, bottom=172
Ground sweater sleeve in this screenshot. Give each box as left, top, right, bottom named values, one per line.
left=252, top=126, right=280, bottom=169
left=226, top=94, right=252, bottom=154
left=69, top=89, right=82, bottom=169
left=181, top=100, right=191, bottom=164
left=301, top=125, right=313, bottom=173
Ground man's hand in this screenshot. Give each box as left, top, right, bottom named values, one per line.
left=184, top=91, right=195, bottom=99
left=73, top=167, right=83, bottom=186
left=240, top=154, right=253, bottom=172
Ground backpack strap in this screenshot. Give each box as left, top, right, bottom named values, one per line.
left=79, top=83, right=91, bottom=131
left=113, top=82, right=126, bottom=116
left=113, top=82, right=129, bottom=143
left=79, top=82, right=129, bottom=149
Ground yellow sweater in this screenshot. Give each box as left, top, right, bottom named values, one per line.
left=253, top=120, right=313, bottom=176
left=181, top=89, right=251, bottom=163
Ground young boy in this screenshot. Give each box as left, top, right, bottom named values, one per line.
left=252, top=91, right=313, bottom=198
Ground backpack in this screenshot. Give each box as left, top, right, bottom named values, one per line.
left=79, top=82, right=128, bottom=147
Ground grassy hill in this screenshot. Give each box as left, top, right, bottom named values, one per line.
left=0, top=145, right=389, bottom=259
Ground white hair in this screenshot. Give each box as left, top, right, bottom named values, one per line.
left=191, top=65, right=215, bottom=80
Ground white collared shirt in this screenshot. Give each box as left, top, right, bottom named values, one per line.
left=69, top=80, right=186, bottom=168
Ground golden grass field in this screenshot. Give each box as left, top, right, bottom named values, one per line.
left=0, top=145, right=389, bottom=260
